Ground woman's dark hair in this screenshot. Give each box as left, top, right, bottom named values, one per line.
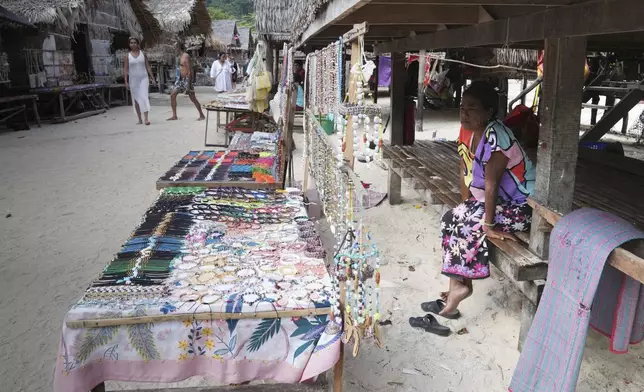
left=219, top=52, right=226, bottom=59
left=128, top=37, right=140, bottom=45
left=176, top=41, right=185, bottom=51
left=463, top=81, right=499, bottom=118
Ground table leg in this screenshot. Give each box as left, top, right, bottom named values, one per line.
left=108, top=88, right=112, bottom=108
left=91, top=382, right=105, bottom=392
left=99, top=88, right=107, bottom=109
left=58, top=93, right=66, bottom=122
left=204, top=110, right=209, bottom=145
left=32, top=99, right=41, bottom=127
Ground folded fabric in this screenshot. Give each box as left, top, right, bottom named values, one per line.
left=510, top=208, right=644, bottom=392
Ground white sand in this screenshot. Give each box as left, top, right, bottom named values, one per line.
left=0, top=87, right=643, bottom=392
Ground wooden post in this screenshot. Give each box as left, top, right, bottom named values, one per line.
left=343, top=41, right=360, bottom=168
left=390, top=52, right=406, bottom=146
left=528, top=36, right=587, bottom=259
left=415, top=50, right=426, bottom=133
left=373, top=55, right=379, bottom=104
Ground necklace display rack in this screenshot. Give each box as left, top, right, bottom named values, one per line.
left=301, top=22, right=384, bottom=385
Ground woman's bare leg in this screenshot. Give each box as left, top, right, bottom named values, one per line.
left=440, top=277, right=472, bottom=316
left=144, top=111, right=150, bottom=125
left=134, top=102, right=142, bottom=124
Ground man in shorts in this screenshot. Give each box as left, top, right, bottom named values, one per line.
left=167, top=42, right=205, bottom=121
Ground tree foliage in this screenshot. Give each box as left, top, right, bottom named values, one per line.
left=207, top=0, right=255, bottom=26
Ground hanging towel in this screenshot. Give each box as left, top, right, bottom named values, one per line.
left=510, top=208, right=644, bottom=392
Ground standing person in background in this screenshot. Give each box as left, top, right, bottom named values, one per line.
left=229, top=55, right=239, bottom=88
left=210, top=53, right=233, bottom=93
left=167, top=42, right=205, bottom=121
left=124, top=37, right=153, bottom=125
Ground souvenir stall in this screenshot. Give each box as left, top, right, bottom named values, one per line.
left=156, top=130, right=287, bottom=190
left=53, top=187, right=343, bottom=392
left=203, top=87, right=255, bottom=148
left=301, top=22, right=385, bottom=390
left=203, top=40, right=275, bottom=148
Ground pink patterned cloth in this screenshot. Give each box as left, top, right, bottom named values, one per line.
left=54, top=316, right=341, bottom=392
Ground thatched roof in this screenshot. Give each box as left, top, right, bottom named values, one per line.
left=211, top=19, right=239, bottom=47
left=130, top=0, right=212, bottom=47
left=2, top=0, right=85, bottom=32
left=254, top=0, right=330, bottom=42
left=238, top=27, right=251, bottom=50
left=0, top=4, right=36, bottom=28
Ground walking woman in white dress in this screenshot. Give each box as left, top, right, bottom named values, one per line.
left=124, top=37, right=154, bottom=125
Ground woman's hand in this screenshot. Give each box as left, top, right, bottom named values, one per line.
left=482, top=224, right=517, bottom=241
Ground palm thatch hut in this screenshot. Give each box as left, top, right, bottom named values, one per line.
left=1, top=0, right=142, bottom=88
left=130, top=0, right=213, bottom=47
left=0, top=5, right=36, bottom=28
left=211, top=20, right=240, bottom=51
left=254, top=0, right=330, bottom=43
left=235, top=27, right=254, bottom=62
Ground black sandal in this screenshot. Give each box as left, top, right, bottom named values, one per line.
left=408, top=314, right=450, bottom=336
left=420, top=299, right=461, bottom=319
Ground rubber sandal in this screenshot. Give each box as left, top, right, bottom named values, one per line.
left=408, top=314, right=450, bottom=336
left=420, top=299, right=461, bottom=319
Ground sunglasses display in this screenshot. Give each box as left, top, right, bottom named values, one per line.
left=157, top=130, right=285, bottom=188
left=73, top=187, right=332, bottom=314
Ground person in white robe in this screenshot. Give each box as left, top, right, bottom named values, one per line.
left=210, top=53, right=233, bottom=93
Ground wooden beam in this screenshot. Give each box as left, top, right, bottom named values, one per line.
left=528, top=198, right=644, bottom=284
left=298, top=0, right=372, bottom=46
left=415, top=51, right=426, bottom=134
left=580, top=84, right=644, bottom=142
left=478, top=6, right=495, bottom=22
left=338, top=4, right=480, bottom=25
left=390, top=52, right=406, bottom=146
left=375, top=0, right=644, bottom=53
left=342, top=22, right=368, bottom=42
left=528, top=36, right=587, bottom=259
left=317, top=24, right=439, bottom=39
left=370, top=0, right=582, bottom=4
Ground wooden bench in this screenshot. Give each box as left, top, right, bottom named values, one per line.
left=383, top=140, right=546, bottom=350
left=384, top=140, right=644, bottom=349
left=0, top=94, right=40, bottom=128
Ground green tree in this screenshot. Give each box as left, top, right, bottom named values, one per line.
left=208, top=7, right=234, bottom=20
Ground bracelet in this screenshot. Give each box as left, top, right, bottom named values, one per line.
left=481, top=221, right=494, bottom=227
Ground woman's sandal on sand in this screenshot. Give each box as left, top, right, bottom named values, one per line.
left=408, top=314, right=450, bottom=336
left=421, top=299, right=461, bottom=319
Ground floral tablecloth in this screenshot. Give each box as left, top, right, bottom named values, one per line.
left=54, top=188, right=341, bottom=391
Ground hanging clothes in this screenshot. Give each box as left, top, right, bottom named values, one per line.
left=210, top=60, right=232, bottom=93
left=128, top=51, right=150, bottom=113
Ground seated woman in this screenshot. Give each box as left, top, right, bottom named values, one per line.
left=411, top=81, right=536, bottom=335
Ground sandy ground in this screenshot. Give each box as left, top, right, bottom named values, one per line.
left=1, top=86, right=643, bottom=392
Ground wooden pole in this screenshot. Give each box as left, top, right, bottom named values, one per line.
left=343, top=41, right=360, bottom=168
left=66, top=306, right=332, bottom=329
left=528, top=36, right=587, bottom=259
left=415, top=50, right=426, bottom=133
left=390, top=52, right=406, bottom=146
left=373, top=55, right=379, bottom=104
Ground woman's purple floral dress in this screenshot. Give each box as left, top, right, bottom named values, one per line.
left=441, top=120, right=535, bottom=280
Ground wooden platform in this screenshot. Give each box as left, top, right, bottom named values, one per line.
left=383, top=140, right=644, bottom=230
left=383, top=140, right=548, bottom=283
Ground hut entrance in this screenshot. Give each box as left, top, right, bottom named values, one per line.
left=72, top=24, right=92, bottom=81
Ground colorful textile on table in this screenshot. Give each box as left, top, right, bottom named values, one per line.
left=510, top=208, right=644, bottom=392
left=469, top=120, right=535, bottom=204
left=53, top=188, right=341, bottom=392
left=440, top=199, right=532, bottom=279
